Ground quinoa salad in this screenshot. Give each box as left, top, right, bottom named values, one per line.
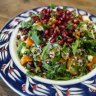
left=16, top=5, right=96, bottom=80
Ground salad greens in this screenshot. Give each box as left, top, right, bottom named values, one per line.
left=16, top=5, right=96, bottom=80
left=17, top=40, right=26, bottom=57
left=41, top=43, right=51, bottom=60
left=28, top=27, right=41, bottom=45
left=72, top=39, right=80, bottom=55
left=21, top=20, right=33, bottom=28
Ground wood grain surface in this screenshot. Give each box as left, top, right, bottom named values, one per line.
left=0, top=0, right=96, bottom=96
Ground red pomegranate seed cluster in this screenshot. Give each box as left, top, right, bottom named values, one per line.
left=31, top=8, right=83, bottom=45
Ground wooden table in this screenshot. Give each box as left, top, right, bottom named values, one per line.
left=0, top=0, right=96, bottom=95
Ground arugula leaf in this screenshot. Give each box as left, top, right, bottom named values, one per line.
left=84, top=30, right=94, bottom=39
left=28, top=27, right=41, bottom=45
left=31, top=31, right=40, bottom=45
left=21, top=20, right=33, bottom=28
left=42, top=63, right=57, bottom=79
left=52, top=51, right=61, bottom=63
left=58, top=35, right=62, bottom=39
left=55, top=72, right=72, bottom=80
left=88, top=49, right=96, bottom=55
left=83, top=40, right=96, bottom=55
left=77, top=21, right=85, bottom=30
left=21, top=47, right=30, bottom=55
left=41, top=43, right=51, bottom=60
left=26, top=71, right=35, bottom=76
left=42, top=63, right=51, bottom=71
left=94, top=24, right=96, bottom=31
left=46, top=70, right=56, bottom=79
left=84, top=40, right=96, bottom=46
left=50, top=4, right=55, bottom=9
left=63, top=6, right=67, bottom=10
left=66, top=23, right=73, bottom=29
left=62, top=43, right=66, bottom=50
left=72, top=39, right=80, bottom=55
left=57, top=62, right=66, bottom=73
left=30, top=12, right=40, bottom=17
left=42, top=24, right=50, bottom=29
left=17, top=40, right=26, bottom=57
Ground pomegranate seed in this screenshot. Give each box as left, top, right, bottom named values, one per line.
left=56, top=9, right=63, bottom=16
left=28, top=61, right=34, bottom=65
left=65, top=10, right=71, bottom=15
left=80, top=32, right=84, bottom=37
left=68, top=30, right=73, bottom=36
left=62, top=14, right=66, bottom=19
left=32, top=16, right=40, bottom=22
left=41, top=9, right=50, bottom=20
left=65, top=15, right=70, bottom=20
left=57, top=8, right=63, bottom=14
left=30, top=68, right=35, bottom=72
left=51, top=23, right=56, bottom=28
left=59, top=25, right=65, bottom=30
left=41, top=19, right=48, bottom=24
left=52, top=32, right=57, bottom=37
left=46, top=9, right=50, bottom=16
left=23, top=35, right=28, bottom=41
left=40, top=43, right=46, bottom=47
left=44, top=30, right=49, bottom=35
left=16, top=42, right=18, bottom=46
left=62, top=31, right=67, bottom=37
left=78, top=15, right=82, bottom=20
left=50, top=32, right=53, bottom=36
left=50, top=29, right=54, bottom=35
left=73, top=19, right=79, bottom=24
left=69, top=17, right=74, bottom=22
left=19, top=27, right=23, bottom=31
left=27, top=61, right=35, bottom=69
left=57, top=20, right=62, bottom=25
left=22, top=28, right=29, bottom=35
left=56, top=29, right=61, bottom=35
left=67, top=38, right=73, bottom=43
left=29, top=53, right=33, bottom=57
left=41, top=9, right=48, bottom=14
left=17, top=35, right=20, bottom=40
left=60, top=17, right=63, bottom=21
left=50, top=38, right=55, bottom=43
left=58, top=39, right=64, bottom=45
left=53, top=20, right=58, bottom=25
left=45, top=34, right=49, bottom=39
left=72, top=24, right=77, bottom=30
left=63, top=22, right=67, bottom=26
left=56, top=14, right=59, bottom=18
left=38, top=62, right=42, bottom=67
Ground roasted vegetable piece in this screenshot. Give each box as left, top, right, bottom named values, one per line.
left=67, top=57, right=79, bottom=75
left=26, top=37, right=34, bottom=47
left=21, top=55, right=32, bottom=65
left=92, top=56, right=96, bottom=64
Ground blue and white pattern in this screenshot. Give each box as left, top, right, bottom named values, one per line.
left=0, top=6, right=96, bottom=96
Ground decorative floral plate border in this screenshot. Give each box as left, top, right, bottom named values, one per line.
left=0, top=6, right=96, bottom=96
